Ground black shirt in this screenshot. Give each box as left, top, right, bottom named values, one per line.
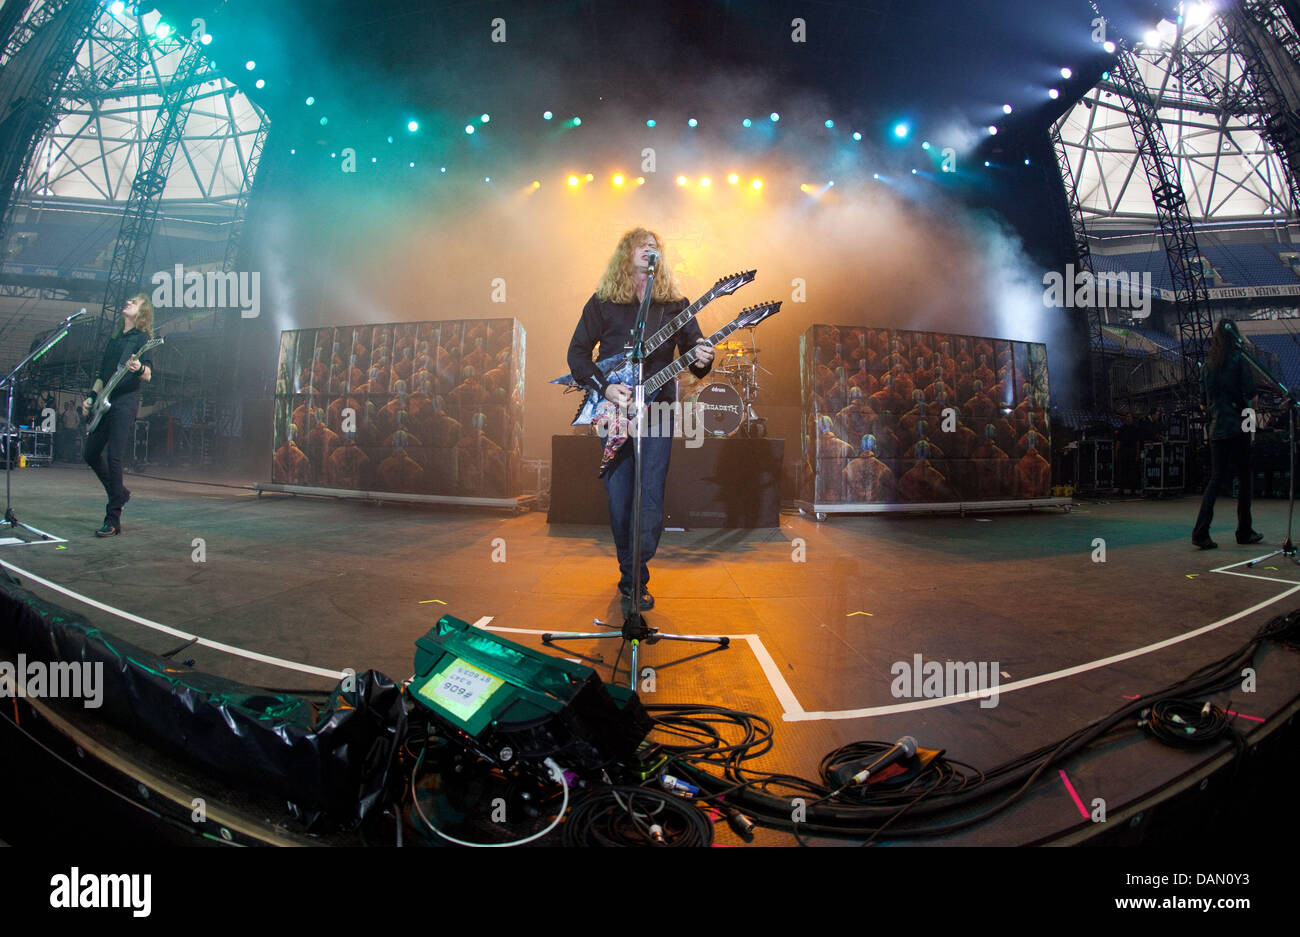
left=1202, top=350, right=1255, bottom=440
left=567, top=294, right=712, bottom=404
left=97, top=328, right=154, bottom=399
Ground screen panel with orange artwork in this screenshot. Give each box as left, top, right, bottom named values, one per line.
left=801, top=325, right=1051, bottom=504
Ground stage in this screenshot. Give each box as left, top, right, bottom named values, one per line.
left=0, top=462, right=1296, bottom=847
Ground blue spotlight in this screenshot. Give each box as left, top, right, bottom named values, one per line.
left=688, top=118, right=698, bottom=127
left=543, top=110, right=553, bottom=120
left=922, top=141, right=931, bottom=150
left=852, top=131, right=862, bottom=141
left=743, top=118, right=752, bottom=127
left=824, top=119, right=834, bottom=128
left=465, top=124, right=475, bottom=134
left=408, top=121, right=419, bottom=132
left=893, top=122, right=910, bottom=139
left=646, top=119, right=656, bottom=127
left=770, top=112, right=780, bottom=122
left=480, top=113, right=490, bottom=123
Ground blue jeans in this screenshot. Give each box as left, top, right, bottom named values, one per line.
left=602, top=410, right=673, bottom=593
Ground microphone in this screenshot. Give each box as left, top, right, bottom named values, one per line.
left=844, top=736, right=918, bottom=786
left=65, top=308, right=87, bottom=323
left=646, top=250, right=659, bottom=270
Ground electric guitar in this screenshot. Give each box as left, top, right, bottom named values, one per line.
left=591, top=301, right=781, bottom=475
left=84, top=337, right=164, bottom=433
left=550, top=269, right=757, bottom=424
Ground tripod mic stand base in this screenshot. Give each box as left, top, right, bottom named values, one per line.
left=1246, top=538, right=1300, bottom=567
left=542, top=616, right=730, bottom=689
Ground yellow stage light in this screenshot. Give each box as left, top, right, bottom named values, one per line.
left=676, top=175, right=687, bottom=186
left=613, top=174, right=624, bottom=186
left=568, top=175, right=579, bottom=187
left=751, top=178, right=763, bottom=190
left=700, top=177, right=711, bottom=187
left=728, top=173, right=739, bottom=184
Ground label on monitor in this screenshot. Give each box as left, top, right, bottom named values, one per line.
left=417, top=658, right=504, bottom=723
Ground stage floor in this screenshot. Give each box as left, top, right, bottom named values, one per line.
left=3, top=463, right=1298, bottom=846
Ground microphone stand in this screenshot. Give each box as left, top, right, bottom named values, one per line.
left=0, top=312, right=84, bottom=538
left=545, top=257, right=729, bottom=689
left=1225, top=330, right=1300, bottom=568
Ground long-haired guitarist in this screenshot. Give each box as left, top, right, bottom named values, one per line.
left=567, top=228, right=715, bottom=611
left=80, top=294, right=154, bottom=537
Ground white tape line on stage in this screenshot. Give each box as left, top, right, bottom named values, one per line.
left=784, top=559, right=1300, bottom=722
left=477, top=558, right=1300, bottom=723
left=472, top=616, right=806, bottom=715
left=0, top=559, right=348, bottom=680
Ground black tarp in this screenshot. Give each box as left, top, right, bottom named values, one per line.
left=0, top=574, right=405, bottom=831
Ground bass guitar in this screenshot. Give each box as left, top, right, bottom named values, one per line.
left=85, top=337, right=164, bottom=433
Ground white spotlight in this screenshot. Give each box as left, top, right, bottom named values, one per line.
left=1060, top=67, right=1073, bottom=79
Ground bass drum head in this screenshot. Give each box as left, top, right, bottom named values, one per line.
left=689, top=382, right=744, bottom=438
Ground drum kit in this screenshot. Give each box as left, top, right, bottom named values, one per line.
left=685, top=327, right=769, bottom=438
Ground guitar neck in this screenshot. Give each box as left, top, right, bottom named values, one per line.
left=641, top=288, right=720, bottom=356
left=645, top=320, right=747, bottom=396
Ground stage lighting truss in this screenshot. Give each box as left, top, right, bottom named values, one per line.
left=1054, top=4, right=1297, bottom=226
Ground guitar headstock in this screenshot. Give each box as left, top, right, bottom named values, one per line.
left=735, top=301, right=781, bottom=328
left=709, top=270, right=757, bottom=297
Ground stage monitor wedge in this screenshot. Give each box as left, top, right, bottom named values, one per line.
left=411, top=615, right=650, bottom=774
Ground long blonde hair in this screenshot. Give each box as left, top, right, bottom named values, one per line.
left=595, top=227, right=685, bottom=303
left=114, top=293, right=154, bottom=338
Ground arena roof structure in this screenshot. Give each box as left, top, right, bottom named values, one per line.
left=1056, top=2, right=1297, bottom=227
left=0, top=1, right=268, bottom=378
left=8, top=3, right=266, bottom=208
